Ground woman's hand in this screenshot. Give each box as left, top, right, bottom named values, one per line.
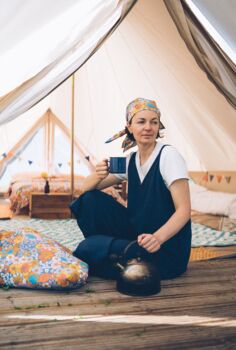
left=137, top=233, right=161, bottom=253
left=102, top=187, right=127, bottom=207
left=95, top=159, right=109, bottom=180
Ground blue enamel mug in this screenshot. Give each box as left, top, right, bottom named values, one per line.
left=109, top=157, right=126, bottom=174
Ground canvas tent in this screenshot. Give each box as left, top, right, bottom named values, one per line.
left=0, top=0, right=235, bottom=190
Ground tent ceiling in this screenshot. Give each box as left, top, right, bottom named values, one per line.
left=70, top=0, right=236, bottom=170
left=0, top=0, right=136, bottom=125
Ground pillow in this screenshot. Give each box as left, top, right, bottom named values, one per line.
left=228, top=199, right=236, bottom=219
left=189, top=182, right=207, bottom=195
left=190, top=182, right=236, bottom=217
left=0, top=228, right=88, bottom=290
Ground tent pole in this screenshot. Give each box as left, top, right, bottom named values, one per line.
left=70, top=74, right=75, bottom=197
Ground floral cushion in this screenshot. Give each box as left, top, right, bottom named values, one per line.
left=0, top=228, right=88, bottom=290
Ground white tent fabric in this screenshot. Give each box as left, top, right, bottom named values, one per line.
left=0, top=0, right=236, bottom=190
left=0, top=0, right=135, bottom=125
left=72, top=0, right=236, bottom=170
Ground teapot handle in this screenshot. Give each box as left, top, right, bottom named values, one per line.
left=123, top=240, right=142, bottom=261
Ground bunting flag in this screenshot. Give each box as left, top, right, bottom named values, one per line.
left=209, top=174, right=214, bottom=182
left=205, top=174, right=232, bottom=185
left=225, top=176, right=231, bottom=184
left=202, top=173, right=208, bottom=182
left=1, top=151, right=83, bottom=167
left=1, top=146, right=88, bottom=173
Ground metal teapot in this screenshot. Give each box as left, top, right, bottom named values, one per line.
left=111, top=240, right=161, bottom=296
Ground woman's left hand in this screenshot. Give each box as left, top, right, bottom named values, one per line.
left=137, top=233, right=161, bottom=253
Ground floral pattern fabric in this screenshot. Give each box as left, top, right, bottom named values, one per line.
left=8, top=177, right=84, bottom=213
left=0, top=227, right=88, bottom=290
left=105, top=97, right=165, bottom=152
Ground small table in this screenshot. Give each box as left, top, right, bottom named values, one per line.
left=29, top=193, right=73, bottom=219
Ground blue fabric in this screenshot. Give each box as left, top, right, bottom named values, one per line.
left=127, top=146, right=192, bottom=275
left=70, top=190, right=137, bottom=278
left=70, top=190, right=134, bottom=239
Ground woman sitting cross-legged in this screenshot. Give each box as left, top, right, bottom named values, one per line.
left=70, top=98, right=192, bottom=280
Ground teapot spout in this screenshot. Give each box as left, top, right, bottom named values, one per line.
left=116, top=262, right=125, bottom=271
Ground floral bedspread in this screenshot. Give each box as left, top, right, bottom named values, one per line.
left=8, top=178, right=84, bottom=213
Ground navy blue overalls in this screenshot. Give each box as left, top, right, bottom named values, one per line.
left=70, top=146, right=192, bottom=279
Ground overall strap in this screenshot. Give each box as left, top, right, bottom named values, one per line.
left=156, top=144, right=170, bottom=163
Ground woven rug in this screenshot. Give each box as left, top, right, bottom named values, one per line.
left=190, top=247, right=235, bottom=261
left=0, top=219, right=236, bottom=249
left=191, top=223, right=236, bottom=247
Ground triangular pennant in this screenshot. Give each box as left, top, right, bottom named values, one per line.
left=85, top=156, right=90, bottom=162
left=225, top=176, right=231, bottom=184
left=28, top=160, right=33, bottom=165
left=216, top=175, right=222, bottom=183
left=58, top=163, right=62, bottom=167
left=202, top=173, right=208, bottom=182
left=209, top=175, right=214, bottom=182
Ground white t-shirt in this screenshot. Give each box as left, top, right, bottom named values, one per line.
left=115, top=142, right=188, bottom=188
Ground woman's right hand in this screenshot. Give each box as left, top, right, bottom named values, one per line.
left=95, top=159, right=109, bottom=180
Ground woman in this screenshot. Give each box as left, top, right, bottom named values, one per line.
left=70, top=98, right=192, bottom=280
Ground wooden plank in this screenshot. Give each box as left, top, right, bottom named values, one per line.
left=1, top=261, right=236, bottom=314
left=1, top=276, right=236, bottom=311
left=0, top=258, right=235, bottom=349
left=0, top=317, right=236, bottom=350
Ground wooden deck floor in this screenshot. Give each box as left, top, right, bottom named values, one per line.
left=0, top=256, right=236, bottom=350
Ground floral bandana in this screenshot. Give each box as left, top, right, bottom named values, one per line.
left=105, top=98, right=165, bottom=152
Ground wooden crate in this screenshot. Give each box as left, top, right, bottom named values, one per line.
left=29, top=193, right=73, bottom=219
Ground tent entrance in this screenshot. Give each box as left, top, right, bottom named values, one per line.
left=0, top=109, right=94, bottom=191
